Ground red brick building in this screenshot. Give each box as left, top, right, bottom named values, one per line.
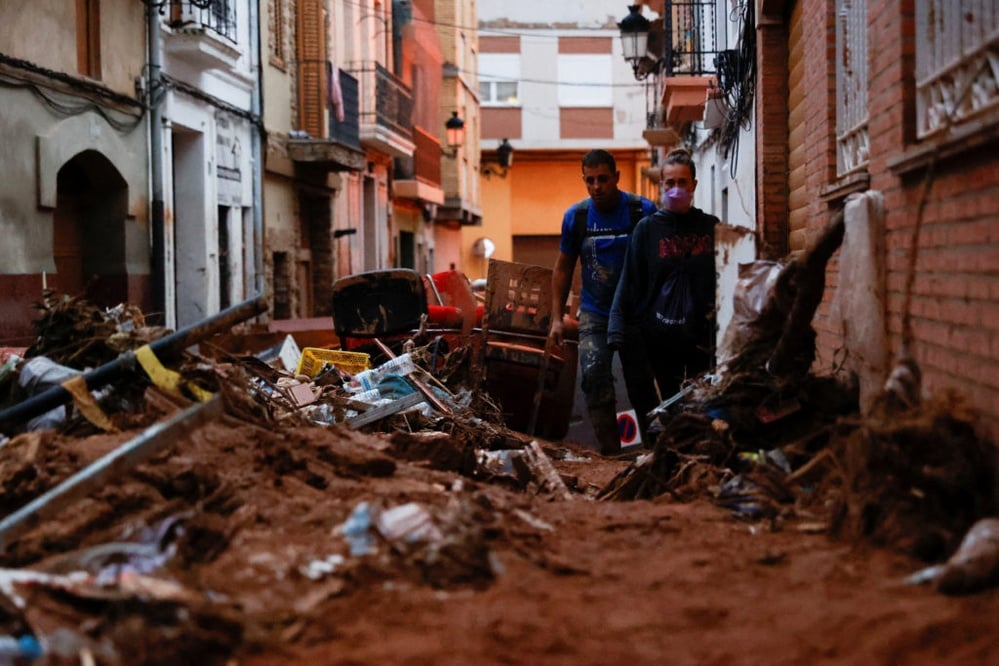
left=754, top=0, right=999, bottom=437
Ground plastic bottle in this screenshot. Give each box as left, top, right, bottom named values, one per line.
left=0, top=628, right=90, bottom=664
left=0, top=635, right=42, bottom=664
left=339, top=502, right=376, bottom=556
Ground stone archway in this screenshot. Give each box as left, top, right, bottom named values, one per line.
left=52, top=150, right=129, bottom=308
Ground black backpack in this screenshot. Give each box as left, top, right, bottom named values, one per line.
left=570, top=192, right=646, bottom=256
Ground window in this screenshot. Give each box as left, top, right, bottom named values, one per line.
left=916, top=0, right=999, bottom=138
left=557, top=55, right=612, bottom=107
left=269, top=0, right=285, bottom=67
left=76, top=0, right=100, bottom=79
left=479, top=54, right=520, bottom=106
left=835, top=0, right=868, bottom=175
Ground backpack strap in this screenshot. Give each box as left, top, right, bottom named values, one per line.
left=570, top=198, right=590, bottom=256
left=626, top=192, right=645, bottom=228
left=570, top=194, right=646, bottom=256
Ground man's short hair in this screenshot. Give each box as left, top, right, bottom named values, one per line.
left=581, top=149, right=616, bottom=173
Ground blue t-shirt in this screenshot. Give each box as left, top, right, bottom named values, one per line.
left=559, top=191, right=657, bottom=316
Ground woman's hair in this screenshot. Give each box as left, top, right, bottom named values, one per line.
left=663, top=147, right=696, bottom=181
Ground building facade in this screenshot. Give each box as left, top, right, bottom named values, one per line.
left=476, top=0, right=652, bottom=283
left=0, top=0, right=149, bottom=343
left=155, top=0, right=261, bottom=328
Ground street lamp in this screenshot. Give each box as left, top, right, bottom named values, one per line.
left=483, top=138, right=514, bottom=179
left=444, top=111, right=465, bottom=158
left=618, top=5, right=652, bottom=79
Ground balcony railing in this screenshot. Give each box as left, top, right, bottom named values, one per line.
left=351, top=62, right=413, bottom=142
left=664, top=0, right=724, bottom=77
left=168, top=0, right=237, bottom=43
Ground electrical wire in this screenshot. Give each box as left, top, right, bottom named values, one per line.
left=716, top=0, right=756, bottom=178
left=0, top=52, right=144, bottom=133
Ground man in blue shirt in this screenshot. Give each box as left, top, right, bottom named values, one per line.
left=549, top=150, right=657, bottom=455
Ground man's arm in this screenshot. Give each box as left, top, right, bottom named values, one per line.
left=550, top=251, right=576, bottom=346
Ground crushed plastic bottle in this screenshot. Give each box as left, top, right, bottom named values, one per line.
left=0, top=635, right=42, bottom=664
left=0, top=628, right=90, bottom=665
left=339, top=502, right=376, bottom=556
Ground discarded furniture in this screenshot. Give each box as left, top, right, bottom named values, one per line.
left=477, top=259, right=577, bottom=441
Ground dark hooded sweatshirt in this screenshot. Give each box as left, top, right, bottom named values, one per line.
left=608, top=206, right=717, bottom=349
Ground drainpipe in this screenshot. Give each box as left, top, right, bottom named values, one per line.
left=146, top=2, right=167, bottom=324
left=249, top=0, right=265, bottom=304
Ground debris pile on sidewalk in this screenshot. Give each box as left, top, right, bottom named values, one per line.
left=599, top=215, right=998, bottom=564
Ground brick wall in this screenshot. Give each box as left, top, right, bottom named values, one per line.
left=755, top=14, right=790, bottom=260
left=757, top=0, right=999, bottom=439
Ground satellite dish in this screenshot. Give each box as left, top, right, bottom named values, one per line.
left=472, top=237, right=496, bottom=259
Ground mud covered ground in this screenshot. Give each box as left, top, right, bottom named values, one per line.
left=1, top=412, right=996, bottom=665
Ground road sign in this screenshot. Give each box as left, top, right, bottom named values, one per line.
left=617, top=409, right=642, bottom=448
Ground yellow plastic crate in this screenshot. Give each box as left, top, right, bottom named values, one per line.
left=295, top=348, right=371, bottom=377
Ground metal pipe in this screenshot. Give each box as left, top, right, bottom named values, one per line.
left=0, top=397, right=222, bottom=552
left=249, top=0, right=265, bottom=304
left=147, top=0, right=167, bottom=323
left=0, top=295, right=267, bottom=429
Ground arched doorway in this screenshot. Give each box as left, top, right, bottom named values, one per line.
left=52, top=150, right=129, bottom=307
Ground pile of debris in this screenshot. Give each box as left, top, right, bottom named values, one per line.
left=0, top=292, right=590, bottom=664
left=599, top=215, right=999, bottom=582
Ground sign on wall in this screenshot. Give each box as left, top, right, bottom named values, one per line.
left=215, top=112, right=244, bottom=206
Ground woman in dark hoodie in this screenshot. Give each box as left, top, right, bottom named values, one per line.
left=608, top=147, right=718, bottom=418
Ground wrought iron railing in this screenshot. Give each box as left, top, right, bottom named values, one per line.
left=330, top=68, right=361, bottom=149
left=915, top=0, right=999, bottom=138
left=663, top=0, right=724, bottom=77
left=351, top=62, right=413, bottom=141
left=168, top=0, right=237, bottom=43
left=836, top=0, right=869, bottom=175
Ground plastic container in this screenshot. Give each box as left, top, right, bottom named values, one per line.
left=295, top=348, right=370, bottom=377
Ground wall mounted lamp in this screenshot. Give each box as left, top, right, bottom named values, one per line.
left=444, top=111, right=465, bottom=158
left=618, top=5, right=661, bottom=81
left=482, top=138, right=514, bottom=179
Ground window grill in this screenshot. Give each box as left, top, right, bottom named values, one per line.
left=663, top=0, right=725, bottom=77
left=351, top=62, right=413, bottom=141
left=916, top=0, right=999, bottom=138
left=169, top=1, right=237, bottom=43
left=836, top=0, right=869, bottom=175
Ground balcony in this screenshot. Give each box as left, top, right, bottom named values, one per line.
left=164, top=0, right=240, bottom=70
left=351, top=62, right=415, bottom=158
left=660, top=0, right=724, bottom=126
left=393, top=127, right=444, bottom=205
left=287, top=67, right=365, bottom=172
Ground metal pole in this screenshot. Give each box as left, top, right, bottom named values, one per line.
left=147, top=0, right=167, bottom=323
left=0, top=397, right=222, bottom=552
left=0, top=295, right=267, bottom=429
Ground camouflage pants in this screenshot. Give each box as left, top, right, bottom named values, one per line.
left=577, top=311, right=656, bottom=453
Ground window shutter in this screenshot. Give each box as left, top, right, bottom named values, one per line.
left=297, top=0, right=327, bottom=137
